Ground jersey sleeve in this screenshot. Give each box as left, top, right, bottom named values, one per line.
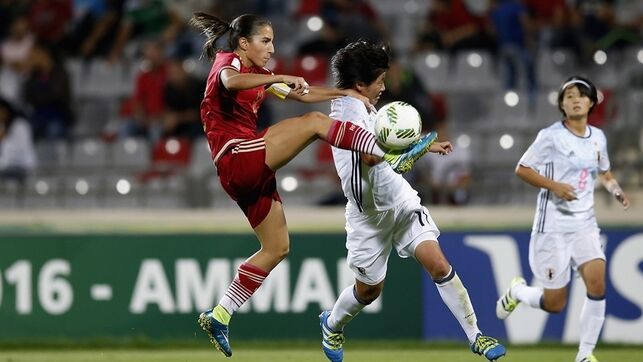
left=518, top=129, right=553, bottom=170
left=597, top=129, right=611, bottom=172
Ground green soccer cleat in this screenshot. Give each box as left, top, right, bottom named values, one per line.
left=383, top=131, right=437, bottom=174
left=496, top=277, right=526, bottom=320
left=198, top=308, right=232, bottom=357
left=577, top=353, right=599, bottom=362
left=470, top=333, right=506, bottom=361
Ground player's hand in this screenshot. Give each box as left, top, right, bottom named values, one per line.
left=429, top=141, right=453, bottom=155
left=552, top=182, right=577, bottom=201
left=282, top=75, right=309, bottom=96
left=614, top=190, right=630, bottom=210
left=343, top=89, right=372, bottom=110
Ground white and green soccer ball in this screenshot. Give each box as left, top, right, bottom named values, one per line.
left=374, top=101, right=422, bottom=150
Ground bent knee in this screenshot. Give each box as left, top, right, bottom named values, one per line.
left=543, top=298, right=567, bottom=313
left=358, top=287, right=381, bottom=305
left=355, top=284, right=383, bottom=305
left=428, top=259, right=451, bottom=281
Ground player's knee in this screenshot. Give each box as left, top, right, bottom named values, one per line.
left=427, top=258, right=451, bottom=280
left=586, top=279, right=605, bottom=296
left=357, top=286, right=381, bottom=305
left=264, top=244, right=289, bottom=262
left=543, top=297, right=567, bottom=313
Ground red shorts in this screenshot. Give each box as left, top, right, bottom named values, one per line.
left=216, top=133, right=281, bottom=228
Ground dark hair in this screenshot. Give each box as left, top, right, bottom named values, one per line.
left=189, top=12, right=272, bottom=61
left=331, top=40, right=390, bottom=89
left=557, top=75, right=598, bottom=116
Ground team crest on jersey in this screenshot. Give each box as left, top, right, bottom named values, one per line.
left=546, top=268, right=555, bottom=280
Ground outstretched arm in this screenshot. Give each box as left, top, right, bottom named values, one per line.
left=599, top=170, right=630, bottom=209
left=221, top=69, right=309, bottom=95
left=287, top=87, right=370, bottom=108
left=515, top=164, right=578, bottom=201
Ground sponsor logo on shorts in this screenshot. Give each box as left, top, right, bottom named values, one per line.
left=357, top=267, right=366, bottom=276
left=547, top=268, right=555, bottom=280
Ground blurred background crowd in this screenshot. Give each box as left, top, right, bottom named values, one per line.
left=0, top=0, right=641, bottom=209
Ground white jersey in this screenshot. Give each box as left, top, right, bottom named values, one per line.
left=518, top=121, right=610, bottom=233
left=330, top=96, right=419, bottom=213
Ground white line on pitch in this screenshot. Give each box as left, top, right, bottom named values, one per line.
left=91, top=284, right=113, bottom=301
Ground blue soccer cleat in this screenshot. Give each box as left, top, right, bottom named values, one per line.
left=320, top=311, right=345, bottom=362
left=471, top=333, right=506, bottom=361
left=383, top=131, right=438, bottom=174
left=198, top=309, right=232, bottom=357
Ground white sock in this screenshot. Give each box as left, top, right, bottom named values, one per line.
left=577, top=296, right=605, bottom=359
left=327, top=285, right=367, bottom=331
left=435, top=267, right=481, bottom=344
left=513, top=283, right=544, bottom=309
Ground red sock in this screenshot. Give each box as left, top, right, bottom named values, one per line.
left=219, top=262, right=268, bottom=314
left=326, top=120, right=383, bottom=156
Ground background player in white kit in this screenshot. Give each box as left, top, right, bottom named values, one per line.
left=496, top=76, right=630, bottom=362
left=318, top=40, right=506, bottom=362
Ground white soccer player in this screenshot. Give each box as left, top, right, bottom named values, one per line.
left=319, top=40, right=506, bottom=362
left=496, top=76, right=630, bottom=362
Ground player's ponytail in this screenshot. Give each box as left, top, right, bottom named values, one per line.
left=189, top=13, right=272, bottom=62
left=189, top=12, right=230, bottom=61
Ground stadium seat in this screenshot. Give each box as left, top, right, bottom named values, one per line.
left=291, top=55, right=330, bottom=86
left=70, top=138, right=109, bottom=170
left=111, top=137, right=151, bottom=169
left=61, top=175, right=103, bottom=208
left=103, top=174, right=142, bottom=208
left=536, top=48, right=577, bottom=88
left=36, top=140, right=70, bottom=173
left=412, top=51, right=452, bottom=93
left=452, top=50, right=500, bottom=92
left=22, top=175, right=62, bottom=208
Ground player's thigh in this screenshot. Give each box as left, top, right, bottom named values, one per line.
left=414, top=240, right=450, bottom=280
left=263, top=112, right=331, bottom=170
left=345, top=210, right=395, bottom=285
left=394, top=201, right=441, bottom=259
left=529, top=232, right=572, bottom=289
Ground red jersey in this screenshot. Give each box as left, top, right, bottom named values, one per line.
left=200, top=51, right=273, bottom=164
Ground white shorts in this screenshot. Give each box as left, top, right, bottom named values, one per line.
left=344, top=198, right=440, bottom=285
left=529, top=225, right=605, bottom=289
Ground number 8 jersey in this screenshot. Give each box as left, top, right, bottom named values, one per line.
left=518, top=121, right=610, bottom=233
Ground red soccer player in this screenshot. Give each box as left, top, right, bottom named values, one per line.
left=188, top=13, right=437, bottom=357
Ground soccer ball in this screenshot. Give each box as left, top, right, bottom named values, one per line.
left=374, top=101, right=422, bottom=150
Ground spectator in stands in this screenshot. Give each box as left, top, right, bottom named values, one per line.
left=120, top=40, right=167, bottom=140
left=162, top=57, right=204, bottom=140
left=489, top=0, right=537, bottom=104
left=66, top=0, right=125, bottom=59
left=414, top=0, right=495, bottom=54
left=0, top=97, right=36, bottom=184
left=379, top=53, right=437, bottom=131
left=22, top=43, right=74, bottom=141
left=297, top=0, right=389, bottom=56
left=26, top=0, right=72, bottom=49
left=108, top=0, right=181, bottom=63
left=522, top=0, right=582, bottom=54
left=166, top=0, right=216, bottom=58
left=0, top=16, right=34, bottom=104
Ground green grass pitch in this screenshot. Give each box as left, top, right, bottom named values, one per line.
left=1, top=347, right=642, bottom=362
